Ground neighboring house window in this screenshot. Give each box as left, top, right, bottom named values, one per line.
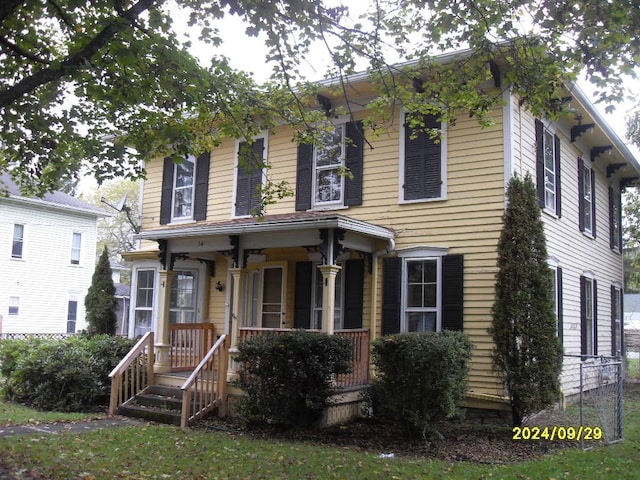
left=169, top=271, right=197, bottom=324
left=11, top=224, right=24, bottom=258
left=8, top=296, right=19, bottom=315
left=295, top=121, right=364, bottom=211
left=70, top=233, right=81, bottom=265
left=243, top=264, right=286, bottom=329
left=535, top=119, right=561, bottom=215
left=160, top=153, right=210, bottom=224
left=609, top=186, right=622, bottom=252
left=293, top=259, right=365, bottom=331
left=133, top=269, right=155, bottom=337
left=611, top=285, right=623, bottom=357
left=381, top=253, right=463, bottom=334
left=578, top=158, right=596, bottom=237
left=235, top=137, right=265, bottom=217
left=67, top=298, right=78, bottom=333
left=550, top=265, right=563, bottom=340
left=580, top=275, right=597, bottom=357
left=401, top=113, right=446, bottom=202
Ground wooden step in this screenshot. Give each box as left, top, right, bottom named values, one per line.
left=117, top=385, right=184, bottom=426
left=118, top=401, right=182, bottom=426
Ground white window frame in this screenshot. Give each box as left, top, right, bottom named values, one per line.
left=582, top=163, right=594, bottom=235
left=8, top=296, right=19, bottom=316
left=11, top=223, right=24, bottom=259
left=312, top=120, right=347, bottom=209
left=172, top=154, right=196, bottom=221
left=583, top=275, right=596, bottom=357
left=612, top=284, right=623, bottom=357
left=398, top=110, right=448, bottom=204
left=547, top=259, right=561, bottom=337
left=70, top=232, right=82, bottom=265
left=232, top=132, right=268, bottom=218
left=543, top=127, right=557, bottom=213
left=398, top=247, right=447, bottom=332
left=67, top=295, right=78, bottom=333
left=130, top=265, right=158, bottom=337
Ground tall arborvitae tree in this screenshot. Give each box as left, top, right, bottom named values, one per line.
left=85, top=247, right=117, bottom=337
left=489, top=174, right=563, bottom=427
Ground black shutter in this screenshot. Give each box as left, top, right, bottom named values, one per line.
left=554, top=134, right=561, bottom=217
left=442, top=254, right=464, bottom=331
left=580, top=275, right=587, bottom=355
left=296, top=143, right=313, bottom=211
left=404, top=114, right=441, bottom=200
left=593, top=279, right=598, bottom=355
left=343, top=259, right=364, bottom=329
left=590, top=168, right=596, bottom=238
left=235, top=139, right=264, bottom=216
left=535, top=119, right=545, bottom=208
left=344, top=121, right=364, bottom=206
left=160, top=157, right=174, bottom=225
left=557, top=267, right=563, bottom=342
left=294, top=262, right=313, bottom=329
left=382, top=257, right=401, bottom=335
left=193, top=152, right=210, bottom=221
left=578, top=157, right=585, bottom=232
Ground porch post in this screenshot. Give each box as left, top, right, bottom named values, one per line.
left=155, top=270, right=175, bottom=373
left=228, top=267, right=243, bottom=377
left=318, top=264, right=342, bottom=335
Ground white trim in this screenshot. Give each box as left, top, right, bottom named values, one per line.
left=311, top=119, right=348, bottom=210
left=398, top=109, right=448, bottom=204
left=581, top=161, right=595, bottom=237
left=129, top=262, right=159, bottom=338
left=232, top=131, right=269, bottom=218
left=401, top=256, right=442, bottom=332
left=397, top=245, right=448, bottom=258
left=171, top=154, right=196, bottom=222
left=503, top=88, right=514, bottom=186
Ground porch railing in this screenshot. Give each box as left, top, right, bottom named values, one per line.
left=108, top=332, right=154, bottom=416
left=180, top=334, right=229, bottom=428
left=238, top=327, right=370, bottom=388
left=170, top=323, right=215, bottom=372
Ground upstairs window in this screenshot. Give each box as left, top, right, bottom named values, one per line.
left=160, top=153, right=210, bottom=224
left=609, top=187, right=622, bottom=252
left=70, top=232, right=81, bottom=265
left=8, top=296, right=19, bottom=315
left=314, top=125, right=345, bottom=206
left=401, top=113, right=446, bottom=202
left=535, top=119, right=561, bottom=215
left=235, top=137, right=265, bottom=217
left=578, top=158, right=596, bottom=237
left=11, top=224, right=24, bottom=258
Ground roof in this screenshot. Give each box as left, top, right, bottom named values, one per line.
left=0, top=172, right=106, bottom=217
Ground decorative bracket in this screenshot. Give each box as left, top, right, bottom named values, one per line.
left=570, top=123, right=595, bottom=143
left=621, top=177, right=639, bottom=190
left=243, top=249, right=264, bottom=269
left=607, top=163, right=627, bottom=178
left=591, top=145, right=613, bottom=161
left=157, top=239, right=168, bottom=270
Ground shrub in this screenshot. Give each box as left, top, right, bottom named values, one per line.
left=365, top=331, right=473, bottom=438
left=0, top=335, right=136, bottom=411
left=234, top=330, right=352, bottom=428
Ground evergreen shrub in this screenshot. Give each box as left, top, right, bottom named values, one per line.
left=365, top=331, right=473, bottom=438
left=234, top=330, right=352, bottom=428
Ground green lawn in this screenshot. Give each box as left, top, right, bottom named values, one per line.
left=1, top=385, right=639, bottom=479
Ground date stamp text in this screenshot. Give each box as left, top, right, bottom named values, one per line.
left=512, top=426, right=603, bottom=441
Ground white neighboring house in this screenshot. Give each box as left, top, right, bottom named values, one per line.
left=0, top=173, right=105, bottom=335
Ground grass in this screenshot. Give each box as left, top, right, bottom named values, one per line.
left=0, top=384, right=639, bottom=479
left=0, top=401, right=104, bottom=426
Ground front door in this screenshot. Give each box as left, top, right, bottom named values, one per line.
left=244, top=264, right=285, bottom=328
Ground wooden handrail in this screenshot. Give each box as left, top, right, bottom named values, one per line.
left=180, top=334, right=229, bottom=428
left=108, top=332, right=154, bottom=415
left=170, top=323, right=215, bottom=371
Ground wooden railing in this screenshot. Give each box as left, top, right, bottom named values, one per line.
left=108, top=332, right=154, bottom=416
left=238, top=327, right=370, bottom=388
left=180, top=334, right=229, bottom=428
left=170, top=323, right=215, bottom=372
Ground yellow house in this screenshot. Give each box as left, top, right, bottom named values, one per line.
left=112, top=56, right=640, bottom=427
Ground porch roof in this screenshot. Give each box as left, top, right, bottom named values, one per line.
left=135, top=212, right=396, bottom=243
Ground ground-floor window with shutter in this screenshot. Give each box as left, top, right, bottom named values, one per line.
left=580, top=275, right=597, bottom=357
left=382, top=250, right=463, bottom=335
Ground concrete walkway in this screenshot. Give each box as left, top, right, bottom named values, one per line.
left=0, top=416, right=144, bottom=437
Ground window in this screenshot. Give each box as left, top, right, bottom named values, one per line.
left=535, top=120, right=561, bottom=215
left=11, top=224, right=24, bottom=258
left=67, top=299, right=78, bottom=333
left=611, top=285, right=623, bottom=357
left=549, top=266, right=563, bottom=340
left=401, top=113, right=446, bottom=202
left=381, top=253, right=463, bottom=335
left=235, top=137, right=265, bottom=217
left=8, top=296, right=19, bottom=315
left=609, top=187, right=622, bottom=252
left=159, top=153, right=210, bottom=224
left=295, top=121, right=364, bottom=211
left=133, top=269, right=155, bottom=337
left=169, top=271, right=197, bottom=324
left=70, top=233, right=81, bottom=265
left=580, top=275, right=597, bottom=357
left=173, top=156, right=195, bottom=220
left=244, top=264, right=285, bottom=329
left=578, top=158, right=596, bottom=236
